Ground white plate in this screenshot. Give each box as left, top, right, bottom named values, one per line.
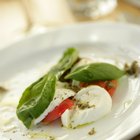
left=0, top=23, right=140, bottom=140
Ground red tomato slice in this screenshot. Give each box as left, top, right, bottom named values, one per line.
left=80, top=81, right=106, bottom=88
left=93, top=81, right=106, bottom=89
left=42, top=98, right=74, bottom=123
left=104, top=80, right=117, bottom=96
left=80, top=80, right=117, bottom=96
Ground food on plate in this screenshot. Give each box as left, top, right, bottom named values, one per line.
left=16, top=47, right=136, bottom=129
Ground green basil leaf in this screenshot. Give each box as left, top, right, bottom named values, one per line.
left=16, top=48, right=78, bottom=128
left=50, top=47, right=79, bottom=79
left=17, top=74, right=56, bottom=128
left=65, top=63, right=125, bottom=82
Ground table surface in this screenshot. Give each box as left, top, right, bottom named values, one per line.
left=0, top=0, right=140, bottom=139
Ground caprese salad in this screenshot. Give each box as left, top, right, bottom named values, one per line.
left=16, top=48, right=138, bottom=129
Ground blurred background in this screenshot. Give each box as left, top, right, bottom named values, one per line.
left=0, top=0, right=140, bottom=49
left=0, top=0, right=140, bottom=139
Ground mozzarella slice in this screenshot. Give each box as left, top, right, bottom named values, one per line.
left=33, top=88, right=76, bottom=125
left=61, top=86, right=112, bottom=128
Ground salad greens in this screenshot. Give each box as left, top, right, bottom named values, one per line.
left=65, top=63, right=125, bottom=82
left=16, top=48, right=79, bottom=128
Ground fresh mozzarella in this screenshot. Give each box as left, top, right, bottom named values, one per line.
left=61, top=109, right=72, bottom=128
left=33, top=88, right=76, bottom=125
left=61, top=86, right=112, bottom=128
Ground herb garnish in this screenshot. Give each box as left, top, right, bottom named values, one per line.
left=124, top=61, right=139, bottom=77
left=88, top=128, right=96, bottom=135
left=65, top=63, right=125, bottom=82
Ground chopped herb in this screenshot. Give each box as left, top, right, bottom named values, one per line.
left=71, top=85, right=81, bottom=92
left=76, top=100, right=95, bottom=110
left=12, top=130, right=17, bottom=133
left=124, top=61, right=139, bottom=77
left=22, top=134, right=26, bottom=136
left=49, top=136, right=55, bottom=140
left=88, top=128, right=96, bottom=135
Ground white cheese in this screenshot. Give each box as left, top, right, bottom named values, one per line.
left=61, top=86, right=112, bottom=128
left=61, top=109, right=72, bottom=128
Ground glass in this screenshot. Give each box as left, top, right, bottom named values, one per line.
left=20, top=0, right=75, bottom=31
left=67, top=0, right=117, bottom=18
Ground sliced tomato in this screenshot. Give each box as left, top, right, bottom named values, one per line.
left=42, top=98, right=74, bottom=123
left=79, top=82, right=89, bottom=87
left=80, top=81, right=106, bottom=88
left=104, top=80, right=117, bottom=96
left=93, top=81, right=106, bottom=89
left=80, top=80, right=117, bottom=96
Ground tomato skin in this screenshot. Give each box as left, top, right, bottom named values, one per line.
left=42, top=99, right=74, bottom=123
left=80, top=80, right=117, bottom=96
left=93, top=81, right=106, bottom=89
left=105, top=80, right=117, bottom=96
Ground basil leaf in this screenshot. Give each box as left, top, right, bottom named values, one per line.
left=65, top=63, right=125, bottom=82
left=17, top=74, right=56, bottom=128
left=50, top=47, right=79, bottom=79
left=16, top=48, right=78, bottom=128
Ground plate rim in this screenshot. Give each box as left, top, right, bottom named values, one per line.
left=1, top=22, right=140, bottom=51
